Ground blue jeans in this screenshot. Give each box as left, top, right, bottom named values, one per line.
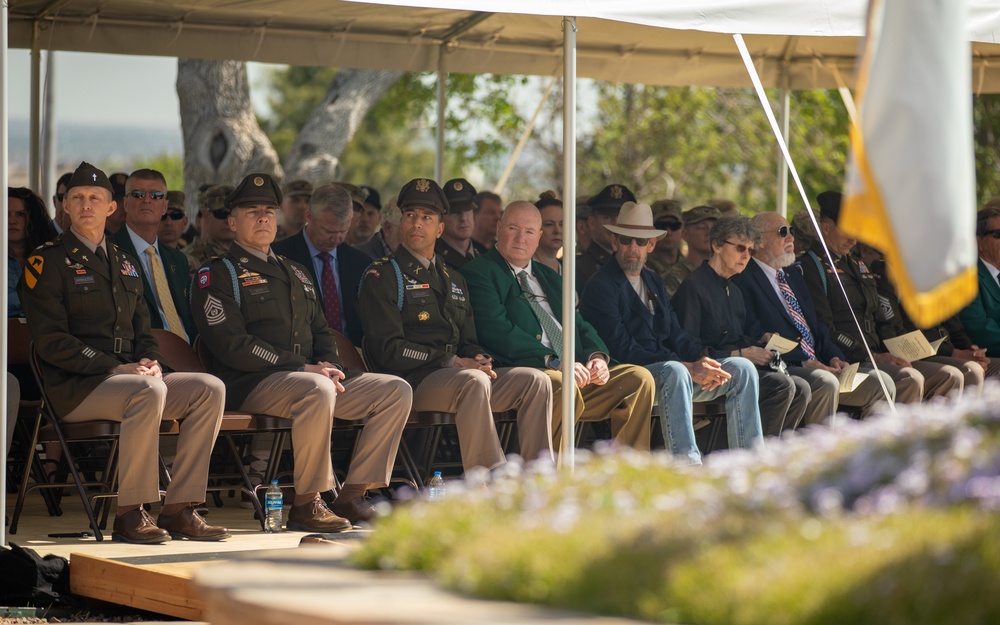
left=646, top=357, right=763, bottom=465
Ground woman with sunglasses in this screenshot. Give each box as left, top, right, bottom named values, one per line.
left=533, top=191, right=564, bottom=274
left=8, top=186, right=57, bottom=270
left=672, top=216, right=820, bottom=439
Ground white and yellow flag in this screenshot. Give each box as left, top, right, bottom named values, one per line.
left=842, top=0, right=977, bottom=328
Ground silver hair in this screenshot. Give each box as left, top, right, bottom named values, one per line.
left=380, top=194, right=401, bottom=225
left=709, top=215, right=760, bottom=251
left=309, top=184, right=353, bottom=223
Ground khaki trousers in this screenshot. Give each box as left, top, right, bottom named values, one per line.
left=546, top=363, right=655, bottom=452
left=241, top=371, right=411, bottom=494
left=412, top=366, right=552, bottom=470
left=787, top=366, right=896, bottom=425
left=926, top=355, right=985, bottom=398
left=63, top=372, right=225, bottom=507
left=877, top=359, right=964, bottom=403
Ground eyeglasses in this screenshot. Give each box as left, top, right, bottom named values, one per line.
left=208, top=208, right=231, bottom=220
left=616, top=235, right=651, bottom=247
left=161, top=210, right=186, bottom=221
left=981, top=229, right=1000, bottom=240
left=776, top=225, right=796, bottom=238
left=723, top=240, right=754, bottom=254
left=654, top=220, right=683, bottom=232
left=129, top=189, right=166, bottom=200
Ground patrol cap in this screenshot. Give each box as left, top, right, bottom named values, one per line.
left=683, top=205, right=721, bottom=226
left=333, top=182, right=368, bottom=212
left=817, top=190, right=843, bottom=222
left=282, top=179, right=313, bottom=198
left=442, top=178, right=478, bottom=213
left=166, top=191, right=186, bottom=212
left=360, top=185, right=382, bottom=209
left=586, top=184, right=636, bottom=216
left=397, top=178, right=450, bottom=214
left=66, top=161, right=114, bottom=195
left=203, top=185, right=235, bottom=212
left=651, top=199, right=683, bottom=223
left=226, top=173, right=282, bottom=209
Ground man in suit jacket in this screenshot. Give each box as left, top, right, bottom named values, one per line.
left=461, top=200, right=655, bottom=452
left=579, top=202, right=762, bottom=465
left=960, top=202, right=1000, bottom=359
left=110, top=168, right=196, bottom=341
left=272, top=185, right=371, bottom=346
left=734, top=212, right=895, bottom=423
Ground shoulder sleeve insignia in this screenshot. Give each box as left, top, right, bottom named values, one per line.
left=23, top=255, right=44, bottom=289
left=198, top=266, right=211, bottom=289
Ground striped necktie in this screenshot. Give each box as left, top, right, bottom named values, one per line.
left=517, top=270, right=562, bottom=355
left=776, top=269, right=816, bottom=360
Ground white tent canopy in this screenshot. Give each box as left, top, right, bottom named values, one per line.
left=7, top=0, right=1000, bottom=90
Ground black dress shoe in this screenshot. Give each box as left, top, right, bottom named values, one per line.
left=330, top=496, right=379, bottom=525
left=113, top=508, right=171, bottom=544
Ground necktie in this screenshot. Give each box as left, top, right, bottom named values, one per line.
left=146, top=245, right=187, bottom=340
left=95, top=245, right=109, bottom=268
left=517, top=270, right=562, bottom=355
left=776, top=269, right=817, bottom=360
left=318, top=252, right=343, bottom=332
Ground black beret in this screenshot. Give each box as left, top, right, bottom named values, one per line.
left=586, top=184, right=637, bottom=215
left=442, top=178, right=478, bottom=213
left=66, top=161, right=114, bottom=195
left=817, top=190, right=843, bottom=223
left=226, top=173, right=283, bottom=209
left=397, top=178, right=450, bottom=214
left=360, top=185, right=382, bottom=209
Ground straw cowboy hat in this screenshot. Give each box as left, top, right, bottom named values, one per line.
left=604, top=202, right=669, bottom=239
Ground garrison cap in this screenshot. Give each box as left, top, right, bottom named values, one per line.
left=66, top=161, right=114, bottom=195
left=360, top=185, right=382, bottom=209
left=442, top=178, right=478, bottom=213
left=282, top=179, right=313, bottom=198
left=587, top=184, right=636, bottom=215
left=166, top=191, right=186, bottom=212
left=397, top=178, right=450, bottom=214
left=817, top=190, right=843, bottom=223
left=203, top=185, right=235, bottom=212
left=682, top=205, right=721, bottom=226
left=651, top=199, right=683, bottom=223
left=226, top=173, right=282, bottom=209
left=333, top=182, right=368, bottom=212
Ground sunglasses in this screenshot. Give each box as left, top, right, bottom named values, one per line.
left=723, top=240, right=754, bottom=254
left=776, top=225, right=796, bottom=238
left=617, top=234, right=651, bottom=247
left=655, top=220, right=683, bottom=231
left=129, top=189, right=166, bottom=200
left=208, top=208, right=231, bottom=220
left=981, top=229, right=1000, bottom=239
left=161, top=210, right=186, bottom=221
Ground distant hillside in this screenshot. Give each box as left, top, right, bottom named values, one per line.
left=7, top=119, right=183, bottom=185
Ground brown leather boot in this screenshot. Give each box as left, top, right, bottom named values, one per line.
left=287, top=497, right=352, bottom=532
left=113, top=508, right=171, bottom=544
left=157, top=506, right=231, bottom=541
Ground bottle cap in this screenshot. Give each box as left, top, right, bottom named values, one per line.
left=270, top=479, right=279, bottom=484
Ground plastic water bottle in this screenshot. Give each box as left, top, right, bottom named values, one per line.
left=264, top=480, right=283, bottom=532
left=428, top=471, right=446, bottom=500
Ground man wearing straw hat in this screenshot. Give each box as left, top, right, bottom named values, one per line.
left=579, top=202, right=763, bottom=465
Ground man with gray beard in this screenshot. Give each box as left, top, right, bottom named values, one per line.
left=732, top=211, right=895, bottom=424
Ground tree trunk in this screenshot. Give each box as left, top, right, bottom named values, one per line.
left=285, top=69, right=403, bottom=185
left=177, top=59, right=282, bottom=215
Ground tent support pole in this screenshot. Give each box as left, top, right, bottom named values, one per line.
left=435, top=49, right=446, bottom=183
left=559, top=16, right=577, bottom=473
left=42, top=51, right=56, bottom=214
left=2, top=0, right=11, bottom=548
left=30, top=21, right=41, bottom=192
left=776, top=80, right=790, bottom=217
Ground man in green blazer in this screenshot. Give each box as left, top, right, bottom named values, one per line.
left=110, top=168, right=196, bottom=341
left=960, top=203, right=1000, bottom=360
left=461, top=200, right=655, bottom=452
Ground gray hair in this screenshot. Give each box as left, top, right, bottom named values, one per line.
left=710, top=216, right=760, bottom=251
left=309, top=184, right=353, bottom=223
left=380, top=193, right=401, bottom=225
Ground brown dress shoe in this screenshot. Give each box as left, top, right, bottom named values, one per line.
left=113, top=508, right=171, bottom=544
left=157, top=506, right=231, bottom=541
left=287, top=497, right=352, bottom=533
left=330, top=496, right=379, bottom=525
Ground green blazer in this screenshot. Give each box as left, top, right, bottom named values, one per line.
left=460, top=248, right=609, bottom=368
left=111, top=227, right=196, bottom=340
left=958, top=258, right=1000, bottom=357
